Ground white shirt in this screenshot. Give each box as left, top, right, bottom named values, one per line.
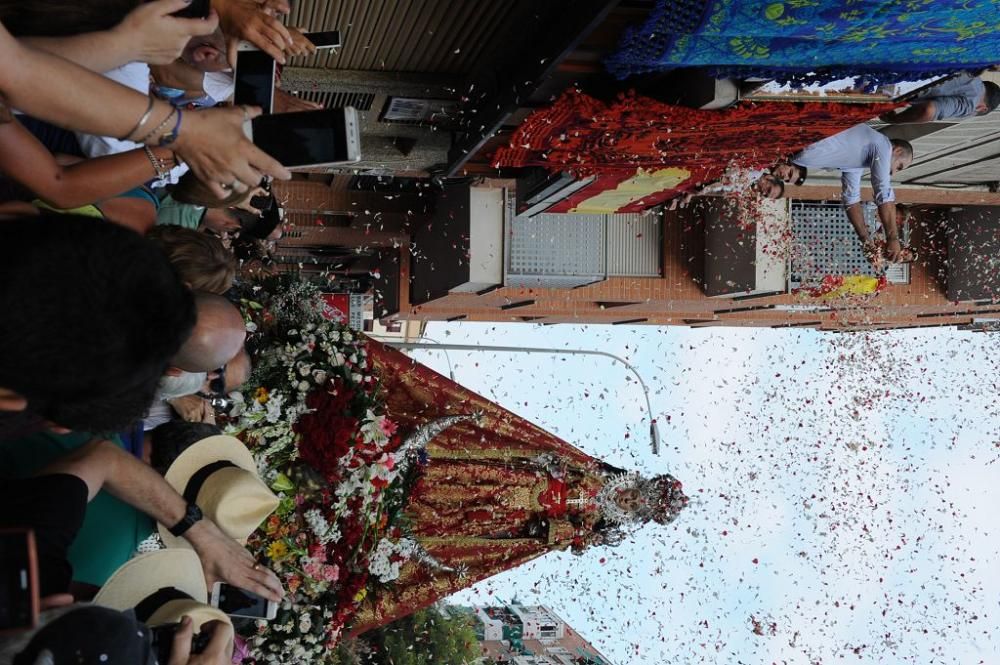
left=791, top=124, right=895, bottom=206
left=75, top=62, right=189, bottom=186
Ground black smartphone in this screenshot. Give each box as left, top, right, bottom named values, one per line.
left=0, top=529, right=38, bottom=635
left=234, top=48, right=276, bottom=114
left=244, top=108, right=361, bottom=168
left=171, top=0, right=211, bottom=19
left=303, top=31, right=342, bottom=50
left=249, top=192, right=273, bottom=213
left=150, top=622, right=212, bottom=663
left=210, top=583, right=277, bottom=620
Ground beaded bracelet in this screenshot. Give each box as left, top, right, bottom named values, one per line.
left=158, top=108, right=183, bottom=147
left=122, top=96, right=156, bottom=142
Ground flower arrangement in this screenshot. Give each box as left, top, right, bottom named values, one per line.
left=226, top=276, right=422, bottom=663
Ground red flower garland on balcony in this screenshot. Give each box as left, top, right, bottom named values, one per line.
left=493, top=89, right=896, bottom=213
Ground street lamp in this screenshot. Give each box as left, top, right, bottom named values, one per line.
left=384, top=342, right=661, bottom=455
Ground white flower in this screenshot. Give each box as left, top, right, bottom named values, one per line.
left=264, top=394, right=285, bottom=424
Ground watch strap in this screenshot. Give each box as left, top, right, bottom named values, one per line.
left=168, top=502, right=203, bottom=538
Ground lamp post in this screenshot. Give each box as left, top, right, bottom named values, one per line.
left=384, top=342, right=661, bottom=455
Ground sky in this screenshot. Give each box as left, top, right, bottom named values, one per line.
left=404, top=322, right=1000, bottom=665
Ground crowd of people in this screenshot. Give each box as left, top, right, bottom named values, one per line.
left=0, top=1, right=322, bottom=663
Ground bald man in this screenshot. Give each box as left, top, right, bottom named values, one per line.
left=152, top=293, right=245, bottom=407
left=171, top=293, right=246, bottom=373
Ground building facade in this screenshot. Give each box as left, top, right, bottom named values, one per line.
left=265, top=4, right=1000, bottom=333
left=455, top=603, right=612, bottom=665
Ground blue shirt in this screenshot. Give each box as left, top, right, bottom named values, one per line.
left=792, top=125, right=895, bottom=206
left=915, top=74, right=984, bottom=121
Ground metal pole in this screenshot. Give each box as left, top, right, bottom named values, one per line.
left=385, top=342, right=661, bottom=455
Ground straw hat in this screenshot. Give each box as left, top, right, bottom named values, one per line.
left=158, top=434, right=279, bottom=548
left=93, top=550, right=231, bottom=632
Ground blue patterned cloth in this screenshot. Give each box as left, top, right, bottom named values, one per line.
left=607, top=0, right=1000, bottom=85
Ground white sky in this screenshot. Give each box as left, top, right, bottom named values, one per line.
left=406, top=322, right=1000, bottom=665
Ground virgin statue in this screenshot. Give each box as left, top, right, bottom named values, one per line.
left=349, top=342, right=687, bottom=635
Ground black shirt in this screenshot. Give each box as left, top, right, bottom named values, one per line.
left=0, top=474, right=88, bottom=596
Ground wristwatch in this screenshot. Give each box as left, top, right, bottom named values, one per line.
left=168, top=503, right=204, bottom=538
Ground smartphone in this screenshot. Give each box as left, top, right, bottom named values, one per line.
left=234, top=47, right=276, bottom=114
left=150, top=622, right=212, bottom=663
left=210, top=582, right=278, bottom=620
left=0, top=529, right=38, bottom=635
left=171, top=0, right=211, bottom=19
left=243, top=108, right=361, bottom=168
left=303, top=31, right=342, bottom=50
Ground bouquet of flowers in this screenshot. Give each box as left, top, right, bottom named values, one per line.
left=226, top=276, right=422, bottom=663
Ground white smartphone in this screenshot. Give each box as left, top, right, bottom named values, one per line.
left=210, top=582, right=278, bottom=620
left=239, top=31, right=341, bottom=52
left=242, top=108, right=362, bottom=168
left=234, top=45, right=276, bottom=113
left=302, top=31, right=341, bottom=50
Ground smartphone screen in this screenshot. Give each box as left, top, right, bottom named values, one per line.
left=0, top=529, right=38, bottom=634
left=214, top=584, right=270, bottom=618
left=250, top=108, right=359, bottom=168
left=172, top=0, right=211, bottom=19
left=303, top=31, right=342, bottom=49
left=234, top=50, right=275, bottom=113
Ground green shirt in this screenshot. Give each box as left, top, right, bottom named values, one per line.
left=0, top=431, right=155, bottom=586
left=156, top=193, right=206, bottom=230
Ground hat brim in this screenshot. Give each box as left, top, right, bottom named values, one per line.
left=164, top=435, right=258, bottom=497
left=148, top=599, right=232, bottom=632
left=94, top=550, right=207, bottom=611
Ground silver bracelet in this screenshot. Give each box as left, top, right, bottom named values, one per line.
left=122, top=96, right=156, bottom=142
left=143, top=146, right=171, bottom=180
left=137, top=106, right=177, bottom=145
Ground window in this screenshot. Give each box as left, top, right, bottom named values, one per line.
left=789, top=202, right=910, bottom=288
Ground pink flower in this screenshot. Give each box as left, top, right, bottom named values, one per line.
left=379, top=418, right=398, bottom=438
left=232, top=635, right=250, bottom=663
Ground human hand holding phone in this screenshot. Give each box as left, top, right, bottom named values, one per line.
left=169, top=105, right=291, bottom=199
left=166, top=617, right=234, bottom=665
left=217, top=0, right=294, bottom=64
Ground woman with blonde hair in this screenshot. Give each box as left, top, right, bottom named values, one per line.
left=147, top=225, right=236, bottom=294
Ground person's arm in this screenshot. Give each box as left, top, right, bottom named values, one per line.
left=18, top=0, right=220, bottom=73
left=39, top=439, right=283, bottom=601
left=840, top=170, right=880, bottom=266
left=868, top=144, right=902, bottom=261
left=876, top=202, right=901, bottom=261
left=0, top=24, right=290, bottom=194
left=0, top=118, right=176, bottom=209
left=879, top=101, right=939, bottom=124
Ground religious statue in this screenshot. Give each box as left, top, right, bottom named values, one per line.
left=348, top=343, right=687, bottom=635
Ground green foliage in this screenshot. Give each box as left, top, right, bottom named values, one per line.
left=359, top=605, right=480, bottom=665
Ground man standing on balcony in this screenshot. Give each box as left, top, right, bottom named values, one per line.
left=880, top=74, right=1000, bottom=124
left=790, top=125, right=913, bottom=265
